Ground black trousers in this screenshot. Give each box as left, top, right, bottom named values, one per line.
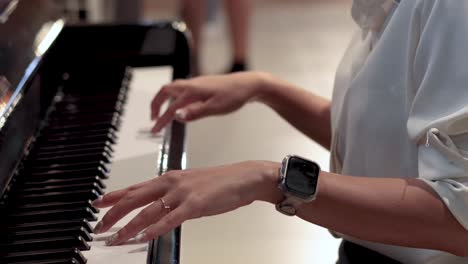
left=337, top=241, right=402, bottom=264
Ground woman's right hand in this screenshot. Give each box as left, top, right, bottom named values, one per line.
left=150, top=71, right=271, bottom=133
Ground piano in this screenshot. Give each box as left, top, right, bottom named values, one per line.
left=0, top=1, right=190, bottom=263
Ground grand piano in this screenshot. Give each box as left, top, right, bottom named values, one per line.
left=0, top=1, right=190, bottom=263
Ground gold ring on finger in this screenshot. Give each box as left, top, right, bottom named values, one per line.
left=159, top=197, right=171, bottom=214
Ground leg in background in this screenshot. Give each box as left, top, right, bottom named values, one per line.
left=224, top=0, right=250, bottom=72
left=181, top=0, right=205, bottom=75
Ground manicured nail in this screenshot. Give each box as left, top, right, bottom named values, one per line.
left=94, top=221, right=104, bottom=234
left=135, top=232, right=146, bottom=243
left=106, top=233, right=119, bottom=246
left=175, top=109, right=187, bottom=121
left=91, top=196, right=103, bottom=206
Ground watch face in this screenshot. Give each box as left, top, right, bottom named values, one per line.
left=285, top=156, right=319, bottom=198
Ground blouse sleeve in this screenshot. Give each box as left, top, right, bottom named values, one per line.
left=407, top=0, right=468, bottom=230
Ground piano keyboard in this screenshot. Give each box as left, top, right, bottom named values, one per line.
left=82, top=67, right=173, bottom=264
left=0, top=65, right=173, bottom=264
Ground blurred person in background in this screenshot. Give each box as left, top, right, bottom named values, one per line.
left=94, top=1, right=468, bottom=263
left=181, top=0, right=250, bottom=75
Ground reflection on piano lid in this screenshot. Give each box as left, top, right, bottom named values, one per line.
left=0, top=1, right=191, bottom=263
left=0, top=0, right=18, bottom=24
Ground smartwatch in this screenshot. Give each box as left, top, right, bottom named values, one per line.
left=276, top=155, right=320, bottom=216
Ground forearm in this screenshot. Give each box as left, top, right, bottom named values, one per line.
left=258, top=165, right=468, bottom=256
left=305, top=173, right=468, bottom=255
left=255, top=73, right=331, bottom=149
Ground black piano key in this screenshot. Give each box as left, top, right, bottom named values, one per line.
left=20, top=182, right=103, bottom=196
left=30, top=153, right=111, bottom=168
left=48, top=111, right=119, bottom=120
left=56, top=95, right=124, bottom=105
left=57, top=94, right=124, bottom=105
left=6, top=226, right=92, bottom=242
left=64, top=76, right=128, bottom=89
left=33, top=148, right=112, bottom=161
left=65, top=82, right=128, bottom=92
left=17, top=190, right=101, bottom=204
left=0, top=67, right=131, bottom=261
left=1, top=235, right=91, bottom=252
left=40, top=127, right=116, bottom=140
left=65, top=73, right=129, bottom=86
left=34, top=141, right=114, bottom=155
left=8, top=207, right=97, bottom=222
left=46, top=122, right=120, bottom=134
left=40, top=130, right=117, bottom=143
left=34, top=145, right=113, bottom=160
left=49, top=110, right=119, bottom=119
left=51, top=108, right=117, bottom=115
left=53, top=102, right=124, bottom=115
left=36, top=133, right=116, bottom=147
left=0, top=248, right=86, bottom=264
left=62, top=78, right=129, bottom=94
left=15, top=200, right=99, bottom=214
left=7, top=219, right=94, bottom=234
left=28, top=160, right=109, bottom=175
left=47, top=116, right=119, bottom=127
left=58, top=95, right=125, bottom=107
left=23, top=177, right=106, bottom=190
left=44, top=121, right=118, bottom=135
left=47, top=114, right=120, bottom=127
left=27, top=167, right=108, bottom=181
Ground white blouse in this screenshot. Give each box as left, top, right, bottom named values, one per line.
left=331, top=0, right=468, bottom=263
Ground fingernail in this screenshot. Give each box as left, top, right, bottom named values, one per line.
left=94, top=221, right=104, bottom=234
left=106, top=233, right=119, bottom=246
left=135, top=232, right=146, bottom=243
left=175, top=109, right=187, bottom=121
left=91, top=196, right=103, bottom=206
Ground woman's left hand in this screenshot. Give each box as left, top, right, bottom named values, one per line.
left=92, top=161, right=282, bottom=246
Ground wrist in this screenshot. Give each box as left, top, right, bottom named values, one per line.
left=248, top=160, right=283, bottom=204
left=248, top=71, right=278, bottom=105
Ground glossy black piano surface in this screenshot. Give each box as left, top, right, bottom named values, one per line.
left=0, top=1, right=190, bottom=263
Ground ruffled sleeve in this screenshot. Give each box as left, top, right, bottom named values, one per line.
left=407, top=0, right=468, bottom=230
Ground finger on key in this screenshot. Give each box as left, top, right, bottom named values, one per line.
left=96, top=183, right=165, bottom=234
left=178, top=99, right=217, bottom=122
left=135, top=203, right=190, bottom=244
left=151, top=93, right=197, bottom=133
left=92, top=178, right=154, bottom=208
left=151, top=83, right=184, bottom=120
left=106, top=195, right=176, bottom=246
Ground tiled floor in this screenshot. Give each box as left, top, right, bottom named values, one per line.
left=147, top=1, right=357, bottom=263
